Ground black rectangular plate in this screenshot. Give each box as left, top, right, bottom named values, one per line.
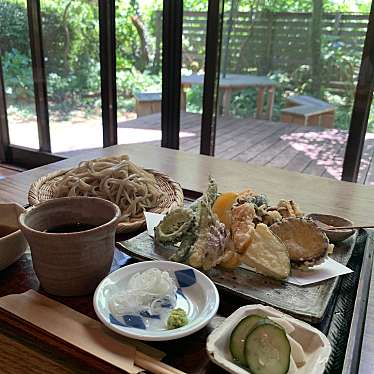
left=118, top=230, right=357, bottom=324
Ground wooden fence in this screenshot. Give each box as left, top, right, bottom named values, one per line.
left=155, top=11, right=369, bottom=93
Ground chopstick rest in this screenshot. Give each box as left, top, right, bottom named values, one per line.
left=0, top=290, right=184, bottom=374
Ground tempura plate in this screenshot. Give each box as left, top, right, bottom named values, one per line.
left=118, top=231, right=357, bottom=323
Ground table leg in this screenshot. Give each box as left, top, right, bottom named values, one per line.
left=256, top=87, right=265, bottom=119
left=180, top=85, right=187, bottom=111
left=218, top=89, right=224, bottom=115
left=267, top=87, right=275, bottom=121
left=222, top=88, right=232, bottom=117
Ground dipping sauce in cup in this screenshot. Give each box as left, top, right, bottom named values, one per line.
left=19, top=196, right=121, bottom=296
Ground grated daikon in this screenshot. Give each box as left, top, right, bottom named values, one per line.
left=109, top=268, right=177, bottom=316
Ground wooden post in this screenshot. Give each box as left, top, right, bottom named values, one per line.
left=255, top=88, right=265, bottom=119
left=98, top=0, right=118, bottom=147
left=0, top=55, right=10, bottom=162
left=200, top=0, right=224, bottom=156
left=161, top=0, right=183, bottom=149
left=311, top=0, right=323, bottom=98
left=27, top=0, right=51, bottom=153
left=263, top=11, right=274, bottom=75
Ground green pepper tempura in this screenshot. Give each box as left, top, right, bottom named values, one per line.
left=167, top=308, right=188, bottom=329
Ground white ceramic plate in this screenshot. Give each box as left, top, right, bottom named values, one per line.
left=94, top=260, right=219, bottom=341
left=207, top=305, right=331, bottom=374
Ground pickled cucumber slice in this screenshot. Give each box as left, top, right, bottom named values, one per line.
left=229, top=315, right=265, bottom=366
left=245, top=320, right=290, bottom=374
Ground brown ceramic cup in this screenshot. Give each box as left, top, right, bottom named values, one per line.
left=19, top=197, right=121, bottom=296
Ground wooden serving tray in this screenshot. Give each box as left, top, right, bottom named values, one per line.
left=118, top=231, right=357, bottom=324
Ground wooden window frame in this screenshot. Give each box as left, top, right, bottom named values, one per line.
left=99, top=0, right=118, bottom=147
left=27, top=0, right=51, bottom=153
left=161, top=0, right=183, bottom=149
left=0, top=54, right=10, bottom=162
left=200, top=0, right=225, bottom=156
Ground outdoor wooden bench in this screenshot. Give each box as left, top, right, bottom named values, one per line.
left=134, top=92, right=161, bottom=117
left=280, top=95, right=336, bottom=128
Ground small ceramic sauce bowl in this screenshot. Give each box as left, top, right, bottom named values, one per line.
left=0, top=203, right=28, bottom=271
left=306, top=213, right=355, bottom=242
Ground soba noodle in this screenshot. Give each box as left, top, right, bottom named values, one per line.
left=55, top=155, right=164, bottom=222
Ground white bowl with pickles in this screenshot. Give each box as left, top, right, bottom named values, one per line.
left=207, top=305, right=331, bottom=374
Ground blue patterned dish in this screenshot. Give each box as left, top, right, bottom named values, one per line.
left=93, top=260, right=220, bottom=341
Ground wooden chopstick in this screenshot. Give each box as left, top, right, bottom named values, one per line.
left=135, top=351, right=186, bottom=374
left=327, top=225, right=374, bottom=230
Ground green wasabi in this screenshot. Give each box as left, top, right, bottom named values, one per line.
left=167, top=308, right=188, bottom=329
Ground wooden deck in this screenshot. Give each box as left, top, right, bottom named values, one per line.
left=117, top=112, right=374, bottom=185
left=4, top=111, right=374, bottom=185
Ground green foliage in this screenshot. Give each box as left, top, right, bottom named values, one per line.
left=0, top=1, right=29, bottom=55
left=2, top=49, right=33, bottom=101
left=253, top=0, right=311, bottom=12
left=322, top=35, right=358, bottom=101
left=2, top=0, right=101, bottom=107
left=117, top=69, right=160, bottom=97
left=117, top=68, right=161, bottom=112
left=41, top=0, right=100, bottom=99
left=186, top=85, right=203, bottom=113
left=116, top=2, right=143, bottom=71
left=1, top=0, right=159, bottom=111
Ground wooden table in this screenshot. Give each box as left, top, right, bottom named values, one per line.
left=181, top=74, right=278, bottom=119
left=0, top=143, right=374, bottom=373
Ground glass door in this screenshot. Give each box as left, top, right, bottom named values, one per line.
left=213, top=0, right=370, bottom=182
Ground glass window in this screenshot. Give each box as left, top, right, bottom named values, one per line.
left=116, top=0, right=162, bottom=148
left=180, top=1, right=208, bottom=153
left=0, top=0, right=39, bottom=149
left=41, top=0, right=102, bottom=154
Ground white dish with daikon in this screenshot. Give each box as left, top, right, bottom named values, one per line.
left=94, top=260, right=219, bottom=341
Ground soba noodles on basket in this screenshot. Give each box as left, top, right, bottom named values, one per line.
left=55, top=155, right=165, bottom=222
